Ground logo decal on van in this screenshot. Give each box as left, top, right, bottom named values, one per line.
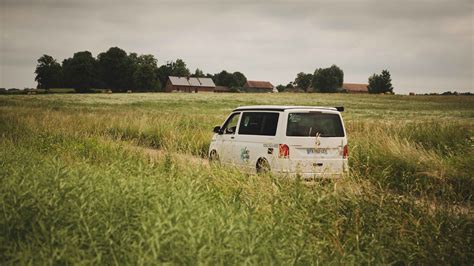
left=240, top=147, right=250, bottom=162
left=315, top=133, right=321, bottom=147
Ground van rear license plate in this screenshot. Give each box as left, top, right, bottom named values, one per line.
left=306, top=148, right=328, bottom=154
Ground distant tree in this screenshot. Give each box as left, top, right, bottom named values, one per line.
left=441, top=91, right=453, bottom=95
left=128, top=52, right=139, bottom=65
left=157, top=62, right=173, bottom=87
left=61, top=51, right=98, bottom=92
left=35, top=54, right=62, bottom=89
left=213, top=70, right=233, bottom=86
left=192, top=68, right=205, bottom=77
left=294, top=72, right=313, bottom=92
left=312, top=65, right=344, bottom=93
left=368, top=70, right=393, bottom=94
left=213, top=70, right=247, bottom=87
left=97, top=47, right=134, bottom=92
left=231, top=71, right=247, bottom=87
left=133, top=54, right=161, bottom=92
left=172, top=59, right=190, bottom=77
left=285, top=82, right=294, bottom=89
left=276, top=84, right=286, bottom=92
left=156, top=59, right=191, bottom=88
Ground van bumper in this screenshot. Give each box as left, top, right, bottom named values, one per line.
left=275, top=171, right=344, bottom=180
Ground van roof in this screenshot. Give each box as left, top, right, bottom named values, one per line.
left=233, top=105, right=342, bottom=112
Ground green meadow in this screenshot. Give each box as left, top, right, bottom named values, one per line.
left=0, top=93, right=472, bottom=264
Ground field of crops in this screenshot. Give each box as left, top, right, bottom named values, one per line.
left=0, top=93, right=472, bottom=264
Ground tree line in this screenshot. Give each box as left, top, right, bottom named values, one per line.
left=277, top=65, right=393, bottom=94
left=35, top=47, right=248, bottom=92
left=35, top=46, right=393, bottom=93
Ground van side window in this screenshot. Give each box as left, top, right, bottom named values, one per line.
left=222, top=112, right=240, bottom=134
left=238, top=112, right=279, bottom=136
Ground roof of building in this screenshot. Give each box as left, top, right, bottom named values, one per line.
left=341, top=83, right=368, bottom=92
left=233, top=105, right=342, bottom=112
left=168, top=76, right=215, bottom=87
left=244, top=80, right=274, bottom=89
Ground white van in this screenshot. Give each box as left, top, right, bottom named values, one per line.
left=209, top=106, right=348, bottom=179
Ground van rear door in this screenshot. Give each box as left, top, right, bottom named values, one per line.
left=284, top=111, right=347, bottom=174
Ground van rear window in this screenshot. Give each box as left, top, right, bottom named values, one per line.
left=286, top=112, right=344, bottom=137
left=238, top=112, right=279, bottom=136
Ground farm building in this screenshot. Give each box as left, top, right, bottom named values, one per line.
left=214, top=86, right=230, bottom=93
left=341, top=83, right=369, bottom=93
left=243, top=80, right=276, bottom=93
left=165, top=76, right=215, bottom=93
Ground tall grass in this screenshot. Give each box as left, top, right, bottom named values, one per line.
left=349, top=120, right=473, bottom=201
left=0, top=93, right=472, bottom=264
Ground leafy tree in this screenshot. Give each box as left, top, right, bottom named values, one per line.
left=192, top=68, right=205, bottom=77
left=312, top=65, right=344, bottom=93
left=35, top=54, right=62, bottom=89
left=156, top=59, right=191, bottom=88
left=171, top=59, right=190, bottom=77
left=97, top=47, right=134, bottom=92
left=157, top=63, right=173, bottom=87
left=62, top=51, right=98, bottom=92
left=128, top=52, right=139, bottom=62
left=368, top=70, right=393, bottom=94
left=213, top=70, right=233, bottom=86
left=294, top=72, right=312, bottom=92
left=133, top=54, right=161, bottom=92
left=213, top=70, right=247, bottom=87
left=231, top=71, right=247, bottom=87
left=276, top=84, right=286, bottom=92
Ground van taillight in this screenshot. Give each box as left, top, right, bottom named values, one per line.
left=279, top=144, right=289, bottom=158
left=343, top=145, right=348, bottom=159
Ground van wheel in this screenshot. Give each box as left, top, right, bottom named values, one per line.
left=209, top=150, right=219, bottom=164
left=256, top=158, right=270, bottom=174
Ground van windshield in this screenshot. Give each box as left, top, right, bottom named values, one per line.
left=286, top=112, right=344, bottom=137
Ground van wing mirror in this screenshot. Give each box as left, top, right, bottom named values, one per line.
left=213, top=126, right=222, bottom=134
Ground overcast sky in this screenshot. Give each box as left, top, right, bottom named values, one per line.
left=1, top=0, right=473, bottom=93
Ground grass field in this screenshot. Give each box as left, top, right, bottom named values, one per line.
left=0, top=93, right=473, bottom=264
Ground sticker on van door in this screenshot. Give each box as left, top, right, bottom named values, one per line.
left=263, top=143, right=278, bottom=148
left=240, top=147, right=250, bottom=162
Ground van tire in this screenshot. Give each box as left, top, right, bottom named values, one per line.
left=256, top=158, right=270, bottom=174
left=209, top=150, right=219, bottom=164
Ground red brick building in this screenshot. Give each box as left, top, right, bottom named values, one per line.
left=341, top=83, right=369, bottom=93
left=164, top=76, right=215, bottom=93
left=243, top=80, right=275, bottom=93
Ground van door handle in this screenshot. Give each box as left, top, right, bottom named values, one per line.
left=231, top=136, right=235, bottom=139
